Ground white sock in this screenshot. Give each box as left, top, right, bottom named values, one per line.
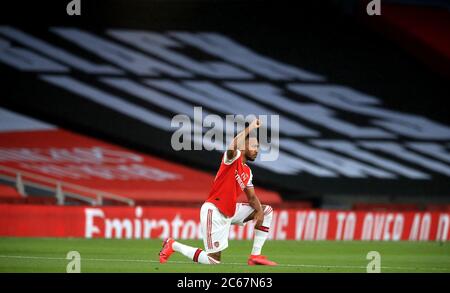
left=172, top=241, right=220, bottom=264
left=251, top=205, right=273, bottom=255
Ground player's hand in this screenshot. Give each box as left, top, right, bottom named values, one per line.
left=249, top=119, right=261, bottom=130
left=253, top=210, right=264, bottom=228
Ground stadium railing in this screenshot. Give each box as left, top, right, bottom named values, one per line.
left=0, top=165, right=134, bottom=206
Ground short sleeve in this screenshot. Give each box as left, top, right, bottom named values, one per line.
left=246, top=169, right=254, bottom=187
left=223, top=150, right=241, bottom=165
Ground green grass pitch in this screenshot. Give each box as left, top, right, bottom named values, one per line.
left=0, top=237, right=449, bottom=272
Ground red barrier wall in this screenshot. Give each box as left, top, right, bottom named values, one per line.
left=0, top=204, right=448, bottom=241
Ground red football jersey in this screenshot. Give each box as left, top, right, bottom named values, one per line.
left=206, top=150, right=253, bottom=217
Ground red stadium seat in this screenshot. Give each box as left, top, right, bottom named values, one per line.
left=0, top=184, right=22, bottom=198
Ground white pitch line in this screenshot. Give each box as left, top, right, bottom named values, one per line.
left=0, top=255, right=449, bottom=271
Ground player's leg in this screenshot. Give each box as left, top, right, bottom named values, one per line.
left=231, top=203, right=276, bottom=265
left=159, top=238, right=221, bottom=265
left=168, top=239, right=220, bottom=264
left=199, top=202, right=231, bottom=263
left=245, top=205, right=274, bottom=256
left=159, top=202, right=227, bottom=264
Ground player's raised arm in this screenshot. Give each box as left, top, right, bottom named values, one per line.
left=226, top=119, right=261, bottom=161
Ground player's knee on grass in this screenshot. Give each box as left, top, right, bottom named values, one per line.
left=208, top=251, right=221, bottom=262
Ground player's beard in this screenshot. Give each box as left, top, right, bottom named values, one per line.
left=245, top=153, right=256, bottom=161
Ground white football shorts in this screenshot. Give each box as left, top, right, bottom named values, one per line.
left=200, top=202, right=254, bottom=253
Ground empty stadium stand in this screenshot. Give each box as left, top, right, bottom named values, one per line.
left=0, top=107, right=282, bottom=207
